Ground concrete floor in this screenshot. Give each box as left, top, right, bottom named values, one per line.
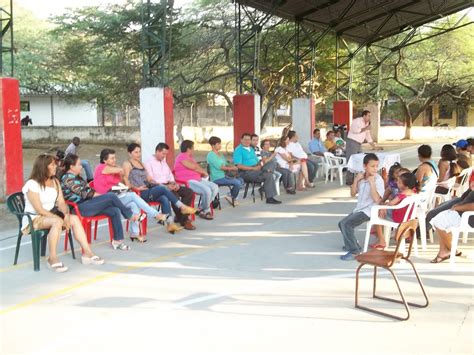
left=1, top=142, right=473, bottom=354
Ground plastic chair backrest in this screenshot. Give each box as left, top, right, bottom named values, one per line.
left=323, top=152, right=335, bottom=166
left=6, top=192, right=25, bottom=224
left=400, top=194, right=419, bottom=222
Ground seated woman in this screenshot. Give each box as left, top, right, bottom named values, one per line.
left=61, top=154, right=145, bottom=251
left=324, top=130, right=337, bottom=154
left=414, top=144, right=439, bottom=204
left=23, top=154, right=104, bottom=272
left=436, top=144, right=461, bottom=195
left=430, top=173, right=474, bottom=263
left=206, top=136, right=242, bottom=206
left=93, top=148, right=169, bottom=243
left=123, top=143, right=196, bottom=233
left=274, top=136, right=299, bottom=194
left=175, top=140, right=219, bottom=220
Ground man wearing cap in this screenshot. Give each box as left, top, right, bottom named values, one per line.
left=455, top=139, right=471, bottom=169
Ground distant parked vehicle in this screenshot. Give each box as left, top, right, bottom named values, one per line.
left=381, top=119, right=404, bottom=126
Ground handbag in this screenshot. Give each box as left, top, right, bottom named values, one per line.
left=50, top=178, right=65, bottom=219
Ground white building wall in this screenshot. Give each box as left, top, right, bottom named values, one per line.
left=20, top=95, right=98, bottom=126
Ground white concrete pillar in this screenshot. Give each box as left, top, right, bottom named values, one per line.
left=291, top=98, right=315, bottom=152
left=139, top=87, right=175, bottom=166
left=366, top=102, right=381, bottom=143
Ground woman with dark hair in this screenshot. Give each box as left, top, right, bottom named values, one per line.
left=414, top=144, right=439, bottom=203
left=174, top=140, right=219, bottom=220
left=93, top=148, right=169, bottom=243
left=436, top=144, right=461, bottom=194
left=206, top=136, right=242, bottom=205
left=61, top=154, right=145, bottom=250
left=275, top=135, right=299, bottom=194
left=23, top=154, right=104, bottom=272
left=122, top=143, right=196, bottom=233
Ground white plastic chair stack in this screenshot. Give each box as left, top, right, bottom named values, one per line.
left=363, top=194, right=420, bottom=255
left=323, top=152, right=347, bottom=186
left=448, top=211, right=474, bottom=266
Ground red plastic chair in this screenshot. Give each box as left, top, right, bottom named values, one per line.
left=125, top=187, right=161, bottom=235
left=65, top=201, right=114, bottom=249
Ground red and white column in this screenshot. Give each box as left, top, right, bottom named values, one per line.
left=233, top=94, right=261, bottom=149
left=139, top=87, right=175, bottom=166
left=0, top=77, right=23, bottom=200
left=291, top=98, right=315, bottom=151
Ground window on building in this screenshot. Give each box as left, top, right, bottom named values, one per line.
left=20, top=101, right=30, bottom=111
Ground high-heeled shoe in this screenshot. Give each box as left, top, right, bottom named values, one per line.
left=156, top=214, right=168, bottom=225
left=166, top=223, right=183, bottom=234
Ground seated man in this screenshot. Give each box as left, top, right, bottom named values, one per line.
left=260, top=139, right=283, bottom=195
left=455, top=139, right=472, bottom=169
left=144, top=143, right=197, bottom=230
left=250, top=134, right=262, bottom=162
left=338, top=153, right=384, bottom=260
left=334, top=129, right=346, bottom=157
left=308, top=128, right=326, bottom=156
left=233, top=133, right=281, bottom=204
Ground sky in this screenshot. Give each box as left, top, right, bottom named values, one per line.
left=16, top=0, right=192, bottom=19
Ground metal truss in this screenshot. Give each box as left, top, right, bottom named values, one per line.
left=0, top=0, right=14, bottom=76
left=141, top=0, right=173, bottom=88
left=235, top=1, right=282, bottom=94
left=335, top=35, right=355, bottom=101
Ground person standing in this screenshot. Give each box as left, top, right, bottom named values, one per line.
left=345, top=110, right=378, bottom=185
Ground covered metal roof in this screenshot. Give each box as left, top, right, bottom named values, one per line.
left=236, top=0, right=473, bottom=44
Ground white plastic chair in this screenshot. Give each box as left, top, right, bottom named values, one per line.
left=323, top=152, right=347, bottom=186
left=417, top=182, right=438, bottom=250
left=448, top=211, right=474, bottom=266
left=432, top=176, right=457, bottom=207
left=453, top=167, right=472, bottom=197
left=363, top=195, right=420, bottom=255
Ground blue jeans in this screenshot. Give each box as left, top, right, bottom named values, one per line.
left=140, top=185, right=181, bottom=215
left=77, top=193, right=132, bottom=241
left=188, top=179, right=219, bottom=213
left=119, top=192, right=160, bottom=235
left=213, top=177, right=243, bottom=199
left=338, top=212, right=370, bottom=254
left=81, top=160, right=93, bottom=181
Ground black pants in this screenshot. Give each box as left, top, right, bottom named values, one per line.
left=172, top=186, right=194, bottom=226
left=239, top=170, right=277, bottom=199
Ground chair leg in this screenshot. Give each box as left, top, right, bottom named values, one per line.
left=40, top=236, right=48, bottom=257
left=243, top=183, right=249, bottom=199
left=31, top=234, right=41, bottom=272
left=13, top=231, right=22, bottom=265
left=449, top=231, right=460, bottom=266
left=404, top=259, right=429, bottom=308
left=67, top=229, right=76, bottom=259
left=108, top=218, right=114, bottom=243
left=64, top=231, right=69, bottom=251
left=462, top=231, right=468, bottom=244
left=251, top=183, right=256, bottom=203
left=418, top=213, right=427, bottom=251
left=363, top=223, right=372, bottom=252
left=94, top=221, right=98, bottom=240
left=338, top=167, right=343, bottom=186
left=355, top=263, right=411, bottom=321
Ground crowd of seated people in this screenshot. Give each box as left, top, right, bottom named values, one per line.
left=20, top=133, right=474, bottom=272
left=338, top=140, right=473, bottom=263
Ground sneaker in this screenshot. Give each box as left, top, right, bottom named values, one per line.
left=340, top=251, right=358, bottom=261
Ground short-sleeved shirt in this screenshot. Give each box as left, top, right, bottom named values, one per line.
left=308, top=138, right=326, bottom=154
left=233, top=144, right=258, bottom=167
left=353, top=174, right=385, bottom=217
left=275, top=146, right=291, bottom=169
left=144, top=157, right=175, bottom=184
left=65, top=143, right=78, bottom=156
left=93, top=163, right=121, bottom=194
left=287, top=142, right=308, bottom=159
left=174, top=152, right=201, bottom=182
left=207, top=151, right=227, bottom=181
left=325, top=139, right=336, bottom=151
left=61, top=172, right=95, bottom=203
left=21, top=179, right=58, bottom=230
left=347, top=117, right=373, bottom=144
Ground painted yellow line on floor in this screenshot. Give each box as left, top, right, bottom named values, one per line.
left=0, top=236, right=258, bottom=316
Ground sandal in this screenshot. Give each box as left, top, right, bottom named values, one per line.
left=430, top=254, right=450, bottom=263
left=47, top=261, right=68, bottom=273
left=111, top=240, right=131, bottom=251
left=129, top=234, right=147, bottom=243
left=166, top=223, right=184, bottom=234
left=198, top=211, right=213, bottom=220
left=224, top=195, right=234, bottom=206
left=81, top=255, right=105, bottom=265
left=455, top=250, right=462, bottom=257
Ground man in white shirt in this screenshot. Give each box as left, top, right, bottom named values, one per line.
left=345, top=110, right=378, bottom=185
left=287, top=130, right=317, bottom=187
